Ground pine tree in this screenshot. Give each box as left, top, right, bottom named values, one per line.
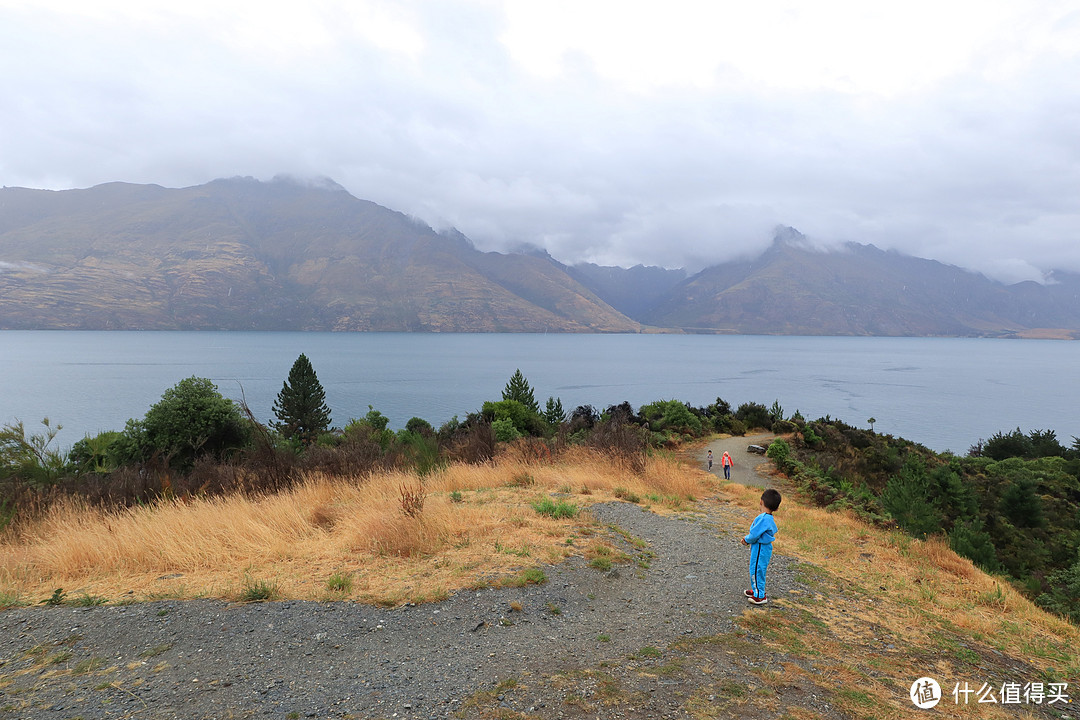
left=502, top=369, right=540, bottom=414
left=273, top=354, right=331, bottom=445
left=544, top=396, right=566, bottom=426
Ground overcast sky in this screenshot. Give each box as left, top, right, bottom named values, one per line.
left=2, top=1, right=1079, bottom=282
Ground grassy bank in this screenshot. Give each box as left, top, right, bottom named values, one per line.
left=0, top=447, right=701, bottom=606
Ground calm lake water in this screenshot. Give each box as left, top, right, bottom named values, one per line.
left=1, top=331, right=1077, bottom=454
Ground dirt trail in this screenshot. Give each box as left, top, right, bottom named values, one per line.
left=697, top=432, right=777, bottom=488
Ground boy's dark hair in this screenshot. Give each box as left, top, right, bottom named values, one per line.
left=761, top=488, right=782, bottom=511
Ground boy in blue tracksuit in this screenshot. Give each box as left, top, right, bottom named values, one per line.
left=740, top=488, right=781, bottom=604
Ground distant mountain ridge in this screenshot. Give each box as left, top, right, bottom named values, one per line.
left=636, top=229, right=1080, bottom=338
left=1, top=178, right=1078, bottom=337
left=0, top=177, right=639, bottom=332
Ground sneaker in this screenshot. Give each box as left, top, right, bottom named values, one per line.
left=747, top=595, right=769, bottom=605
left=743, top=589, right=755, bottom=597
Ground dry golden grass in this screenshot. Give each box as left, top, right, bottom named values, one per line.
left=0, top=447, right=712, bottom=606
left=714, top=472, right=1080, bottom=719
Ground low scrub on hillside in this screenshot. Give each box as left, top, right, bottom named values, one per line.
left=770, top=419, right=1080, bottom=623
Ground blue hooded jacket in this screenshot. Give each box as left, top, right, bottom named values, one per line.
left=744, top=512, right=778, bottom=545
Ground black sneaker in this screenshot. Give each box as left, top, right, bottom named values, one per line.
left=747, top=595, right=769, bottom=605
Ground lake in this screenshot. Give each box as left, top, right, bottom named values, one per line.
left=1, top=331, right=1077, bottom=454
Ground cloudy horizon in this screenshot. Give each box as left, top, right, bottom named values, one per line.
left=2, top=1, right=1078, bottom=283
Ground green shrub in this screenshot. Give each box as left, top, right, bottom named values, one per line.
left=735, top=402, right=772, bottom=430
left=483, top=400, right=546, bottom=438
left=638, top=400, right=703, bottom=435
left=0, top=418, right=67, bottom=485
left=492, top=418, right=522, bottom=443
left=766, top=438, right=790, bottom=464
left=111, top=377, right=251, bottom=469
left=68, top=430, right=122, bottom=474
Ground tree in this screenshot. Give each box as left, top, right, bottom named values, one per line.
left=502, top=369, right=540, bottom=414
left=272, top=354, right=332, bottom=445
left=868, top=417, right=876, bottom=432
left=544, top=396, right=566, bottom=426
left=113, top=377, right=250, bottom=469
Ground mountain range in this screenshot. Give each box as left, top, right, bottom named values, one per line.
left=1, top=177, right=1077, bottom=337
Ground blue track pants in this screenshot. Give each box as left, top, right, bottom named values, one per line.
left=749, top=542, right=773, bottom=598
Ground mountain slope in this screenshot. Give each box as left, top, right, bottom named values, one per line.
left=644, top=228, right=1080, bottom=337
left=0, top=178, right=640, bottom=332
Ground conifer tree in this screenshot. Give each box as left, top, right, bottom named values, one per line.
left=273, top=354, right=331, bottom=445
left=544, top=396, right=566, bottom=426
left=502, top=369, right=540, bottom=414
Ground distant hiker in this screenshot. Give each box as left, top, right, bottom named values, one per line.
left=707, top=449, right=713, bottom=470
left=741, top=488, right=781, bottom=605
left=721, top=451, right=733, bottom=480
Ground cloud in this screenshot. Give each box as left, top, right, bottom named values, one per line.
left=1, top=1, right=1078, bottom=282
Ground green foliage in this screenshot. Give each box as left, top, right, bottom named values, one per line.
left=544, top=396, right=566, bottom=426
left=979, top=427, right=1066, bottom=461
left=999, top=473, right=1044, bottom=528
left=638, top=399, right=702, bottom=435
left=42, top=588, right=66, bottom=606
left=325, top=572, right=353, bottom=594
left=482, top=399, right=546, bottom=438
left=68, top=431, right=122, bottom=474
left=502, top=369, right=540, bottom=414
left=766, top=438, right=791, bottom=465
left=492, top=417, right=522, bottom=443
left=768, top=400, right=785, bottom=424
left=272, top=354, right=331, bottom=445
left=881, top=457, right=943, bottom=537
left=949, top=519, right=1000, bottom=572
left=0, top=418, right=67, bottom=485
left=531, top=496, right=579, bottom=518
left=112, top=377, right=251, bottom=469
left=405, top=417, right=433, bottom=435
left=240, top=577, right=280, bottom=602
left=735, top=402, right=772, bottom=430
left=1036, top=550, right=1080, bottom=622
left=789, top=417, right=1080, bottom=622
left=363, top=405, right=390, bottom=431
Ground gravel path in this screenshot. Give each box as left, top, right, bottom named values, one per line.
left=0, top=460, right=797, bottom=719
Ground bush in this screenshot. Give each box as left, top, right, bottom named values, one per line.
left=112, top=377, right=251, bottom=470
left=405, top=417, right=434, bottom=436
left=639, top=399, right=703, bottom=435
left=492, top=418, right=522, bottom=443
left=735, top=402, right=771, bottom=430
left=881, top=458, right=943, bottom=537
left=766, top=438, right=791, bottom=465
left=483, top=400, right=547, bottom=438
left=68, top=431, right=122, bottom=474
